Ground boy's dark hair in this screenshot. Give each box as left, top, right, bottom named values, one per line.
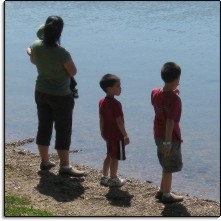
left=44, top=16, right=64, bottom=47
left=161, top=62, right=181, bottom=83
left=99, top=74, right=120, bottom=93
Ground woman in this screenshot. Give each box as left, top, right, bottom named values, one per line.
left=28, top=16, right=84, bottom=177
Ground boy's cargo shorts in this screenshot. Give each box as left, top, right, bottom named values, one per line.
left=155, top=140, right=183, bottom=173
left=106, top=139, right=126, bottom=160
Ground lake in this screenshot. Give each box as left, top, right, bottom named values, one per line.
left=5, top=1, right=220, bottom=202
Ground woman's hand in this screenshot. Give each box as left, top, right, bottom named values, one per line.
left=27, top=48, right=36, bottom=64
left=27, top=47, right=32, bottom=56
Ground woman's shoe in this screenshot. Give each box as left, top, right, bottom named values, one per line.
left=59, top=167, right=85, bottom=177
left=40, top=161, right=56, bottom=170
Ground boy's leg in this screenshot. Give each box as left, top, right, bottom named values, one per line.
left=103, top=154, right=111, bottom=177
left=155, top=140, right=183, bottom=202
left=161, top=172, right=172, bottom=194
left=105, top=140, right=126, bottom=187
left=161, top=172, right=183, bottom=202
left=100, top=154, right=111, bottom=185
left=108, top=157, right=126, bottom=187
left=110, top=158, right=118, bottom=178
left=108, top=139, right=125, bottom=178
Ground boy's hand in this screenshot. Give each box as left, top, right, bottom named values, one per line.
left=124, top=136, right=130, bottom=145
left=163, top=143, right=172, bottom=157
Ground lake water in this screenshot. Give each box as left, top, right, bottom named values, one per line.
left=5, top=1, right=220, bottom=202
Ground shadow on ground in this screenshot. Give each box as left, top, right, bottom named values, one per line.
left=105, top=187, right=134, bottom=207
left=161, top=202, right=191, bottom=216
left=35, top=171, right=85, bottom=202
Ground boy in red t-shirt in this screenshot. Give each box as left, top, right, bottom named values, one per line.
left=151, top=62, right=184, bottom=203
left=99, top=74, right=130, bottom=187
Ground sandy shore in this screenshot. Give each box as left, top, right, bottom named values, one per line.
left=5, top=138, right=220, bottom=217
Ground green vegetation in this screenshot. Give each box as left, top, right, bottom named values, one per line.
left=5, top=194, right=54, bottom=216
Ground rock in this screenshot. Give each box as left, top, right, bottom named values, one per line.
left=18, top=150, right=26, bottom=155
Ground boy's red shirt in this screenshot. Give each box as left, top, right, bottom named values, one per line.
left=151, top=88, right=182, bottom=142
left=99, top=97, right=124, bottom=141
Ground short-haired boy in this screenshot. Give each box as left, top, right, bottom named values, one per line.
left=151, top=62, right=184, bottom=203
left=99, top=74, right=130, bottom=187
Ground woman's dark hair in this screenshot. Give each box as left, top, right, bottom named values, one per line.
left=44, top=16, right=64, bottom=47
left=99, top=74, right=120, bottom=93
left=161, top=62, right=181, bottom=83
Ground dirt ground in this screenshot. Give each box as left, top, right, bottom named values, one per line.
left=5, top=138, right=220, bottom=217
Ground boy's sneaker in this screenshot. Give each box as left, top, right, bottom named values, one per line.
left=162, top=193, right=184, bottom=203
left=155, top=191, right=163, bottom=200
left=100, top=176, right=110, bottom=186
left=59, top=167, right=85, bottom=177
left=40, top=161, right=56, bottom=170
left=107, top=177, right=126, bottom=187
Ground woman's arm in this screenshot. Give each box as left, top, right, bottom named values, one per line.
left=64, top=60, right=77, bottom=77
left=26, top=48, right=36, bottom=64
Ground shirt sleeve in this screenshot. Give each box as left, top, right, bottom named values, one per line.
left=30, top=40, right=40, bottom=50
left=151, top=88, right=159, bottom=106
left=151, top=89, right=155, bottom=105
left=166, top=95, right=181, bottom=120
left=99, top=100, right=102, bottom=115
left=61, top=48, right=72, bottom=64
left=113, top=101, right=123, bottom=119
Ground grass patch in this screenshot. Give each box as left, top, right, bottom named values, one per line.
left=5, top=194, right=54, bottom=216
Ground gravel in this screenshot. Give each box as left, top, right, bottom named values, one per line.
left=5, top=138, right=220, bottom=217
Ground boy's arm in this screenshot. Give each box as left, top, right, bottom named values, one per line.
left=164, top=119, right=174, bottom=156
left=99, top=114, right=105, bottom=140
left=116, top=116, right=130, bottom=145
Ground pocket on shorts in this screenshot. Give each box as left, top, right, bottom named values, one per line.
left=156, top=140, right=183, bottom=173
left=166, top=142, right=183, bottom=173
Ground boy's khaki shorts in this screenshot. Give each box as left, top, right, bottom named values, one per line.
left=155, top=140, right=183, bottom=173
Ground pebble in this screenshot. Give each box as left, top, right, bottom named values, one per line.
left=18, top=150, right=26, bottom=155
left=91, top=195, right=106, bottom=200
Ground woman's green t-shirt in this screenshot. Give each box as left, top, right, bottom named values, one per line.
left=31, top=40, right=72, bottom=96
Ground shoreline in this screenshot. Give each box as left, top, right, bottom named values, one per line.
left=5, top=138, right=220, bottom=216
left=7, top=137, right=219, bottom=203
